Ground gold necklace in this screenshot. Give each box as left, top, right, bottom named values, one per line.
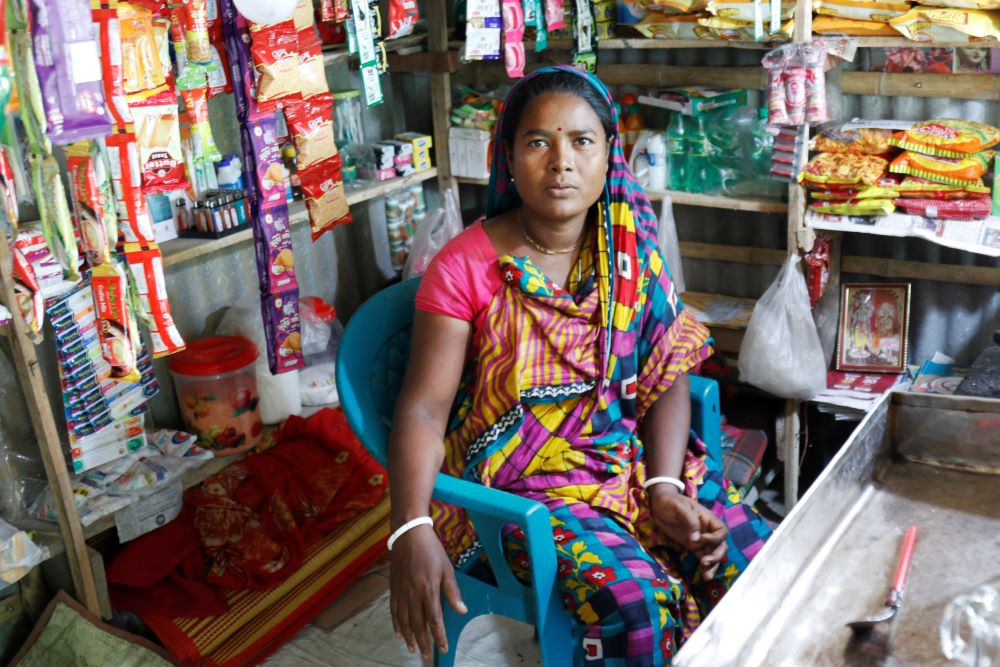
left=519, top=210, right=583, bottom=255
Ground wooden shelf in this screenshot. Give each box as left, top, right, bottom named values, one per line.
left=324, top=31, right=428, bottom=65
left=160, top=168, right=438, bottom=268
left=853, top=36, right=1000, bottom=48
left=455, top=176, right=489, bottom=186
left=449, top=37, right=773, bottom=52
left=648, top=189, right=788, bottom=214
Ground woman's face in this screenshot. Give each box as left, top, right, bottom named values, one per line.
left=507, top=92, right=609, bottom=223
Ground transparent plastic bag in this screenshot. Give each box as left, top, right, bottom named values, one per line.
left=403, top=188, right=462, bottom=280
left=656, top=197, right=685, bottom=295
left=0, top=517, right=45, bottom=584
left=738, top=254, right=827, bottom=399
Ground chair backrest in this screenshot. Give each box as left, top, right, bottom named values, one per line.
left=336, top=278, right=421, bottom=469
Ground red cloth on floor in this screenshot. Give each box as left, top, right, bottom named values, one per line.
left=107, top=408, right=387, bottom=616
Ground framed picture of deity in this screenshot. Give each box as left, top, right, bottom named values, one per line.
left=836, top=283, right=911, bottom=374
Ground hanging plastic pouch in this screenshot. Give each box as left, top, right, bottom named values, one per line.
left=92, top=260, right=142, bottom=383
left=285, top=93, right=338, bottom=170
left=131, top=96, right=190, bottom=193
left=301, top=161, right=351, bottom=240
left=32, top=155, right=80, bottom=281
left=66, top=142, right=114, bottom=267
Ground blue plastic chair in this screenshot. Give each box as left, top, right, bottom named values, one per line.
left=337, top=278, right=724, bottom=666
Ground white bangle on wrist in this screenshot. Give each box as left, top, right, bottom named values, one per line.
left=642, top=476, right=686, bottom=494
left=387, top=516, right=434, bottom=551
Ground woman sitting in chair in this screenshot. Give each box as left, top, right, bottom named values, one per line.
left=387, top=66, right=771, bottom=665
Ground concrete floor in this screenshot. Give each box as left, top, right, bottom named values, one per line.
left=263, top=589, right=542, bottom=667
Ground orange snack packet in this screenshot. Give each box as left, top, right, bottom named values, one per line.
left=799, top=152, right=890, bottom=188
left=889, top=118, right=1000, bottom=158
left=888, top=150, right=995, bottom=186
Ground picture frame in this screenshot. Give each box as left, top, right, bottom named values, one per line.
left=836, top=283, right=911, bottom=374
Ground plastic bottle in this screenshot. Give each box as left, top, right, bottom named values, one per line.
left=646, top=132, right=667, bottom=192
left=750, top=106, right=774, bottom=178
left=666, top=112, right=687, bottom=191
left=621, top=93, right=645, bottom=161
left=685, top=115, right=720, bottom=194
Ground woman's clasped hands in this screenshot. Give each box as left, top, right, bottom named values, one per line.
left=648, top=486, right=729, bottom=580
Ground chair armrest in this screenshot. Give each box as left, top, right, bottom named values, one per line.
left=432, top=473, right=560, bottom=622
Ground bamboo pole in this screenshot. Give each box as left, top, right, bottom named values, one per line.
left=841, top=71, right=1000, bottom=101
left=426, top=0, right=458, bottom=203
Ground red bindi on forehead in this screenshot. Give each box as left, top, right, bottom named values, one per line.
left=557, top=127, right=562, bottom=132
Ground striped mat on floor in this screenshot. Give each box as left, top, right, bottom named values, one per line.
left=142, top=494, right=391, bottom=667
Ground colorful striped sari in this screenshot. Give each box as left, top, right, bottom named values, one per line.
left=430, top=66, right=770, bottom=665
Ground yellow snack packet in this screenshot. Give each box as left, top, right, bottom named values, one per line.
left=810, top=199, right=896, bottom=215
left=919, top=0, right=1000, bottom=9
left=814, top=0, right=911, bottom=22
left=890, top=7, right=1000, bottom=41
left=812, top=16, right=901, bottom=35
left=633, top=13, right=705, bottom=39
left=649, top=0, right=708, bottom=14
left=706, top=0, right=796, bottom=21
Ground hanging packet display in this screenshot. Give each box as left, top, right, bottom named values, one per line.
left=91, top=261, right=141, bottom=383
left=66, top=141, right=117, bottom=267
left=204, top=0, right=232, bottom=97
left=285, top=94, right=338, bottom=170
left=252, top=21, right=304, bottom=110
left=180, top=0, right=212, bottom=64
left=104, top=132, right=157, bottom=244
left=253, top=203, right=298, bottom=293
left=888, top=150, right=995, bottom=186
left=32, top=155, right=80, bottom=280
left=118, top=3, right=167, bottom=98
left=10, top=239, right=43, bottom=341
left=352, top=0, right=385, bottom=106
left=893, top=175, right=990, bottom=199
left=10, top=25, right=48, bottom=154
left=177, top=71, right=222, bottom=163
left=28, top=0, right=112, bottom=144
left=572, top=0, right=598, bottom=72
left=0, top=147, right=18, bottom=233
left=260, top=288, right=304, bottom=374
left=301, top=162, right=351, bottom=240
left=502, top=0, right=526, bottom=78
left=890, top=7, right=1000, bottom=41
left=545, top=0, right=565, bottom=29
left=888, top=118, right=1000, bottom=158
left=130, top=94, right=189, bottom=193
left=120, top=243, right=186, bottom=357
left=246, top=113, right=287, bottom=209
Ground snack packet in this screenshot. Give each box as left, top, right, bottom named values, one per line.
left=131, top=95, right=190, bottom=193
left=888, top=150, right=995, bottom=186
left=104, top=132, right=158, bottom=244
left=814, top=124, right=896, bottom=155
left=66, top=142, right=117, bottom=267
left=121, top=243, right=186, bottom=357
left=297, top=29, right=328, bottom=100
left=29, top=0, right=112, bottom=144
left=890, top=7, right=1000, bottom=41
left=290, top=0, right=315, bottom=29
left=706, top=0, right=795, bottom=21
left=91, top=260, right=141, bottom=383
left=252, top=21, right=303, bottom=110
left=810, top=185, right=899, bottom=200
left=301, top=162, right=351, bottom=240
left=10, top=240, right=43, bottom=340
left=260, top=288, right=304, bottom=374
left=92, top=8, right=133, bottom=128
left=32, top=155, right=80, bottom=280
left=204, top=0, right=233, bottom=97
left=799, top=152, right=890, bottom=188
left=152, top=16, right=174, bottom=87
left=285, top=94, right=338, bottom=171
left=150, top=428, right=214, bottom=459
left=895, top=194, right=992, bottom=220
left=119, top=3, right=167, bottom=98
left=810, top=198, right=896, bottom=215
left=388, top=0, right=420, bottom=38
left=177, top=71, right=222, bottom=163
left=894, top=175, right=990, bottom=199
left=633, top=13, right=705, bottom=39
left=919, top=0, right=1000, bottom=7
left=182, top=0, right=213, bottom=64
left=889, top=119, right=1000, bottom=158
left=803, top=237, right=830, bottom=308
left=254, top=203, right=297, bottom=293
left=0, top=147, right=19, bottom=233
left=650, top=0, right=708, bottom=12
left=813, top=0, right=910, bottom=22
left=811, top=16, right=900, bottom=35
left=247, top=113, right=288, bottom=209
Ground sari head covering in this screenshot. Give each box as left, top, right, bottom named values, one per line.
left=434, top=66, right=713, bottom=569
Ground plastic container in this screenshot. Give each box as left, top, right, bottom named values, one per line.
left=621, top=93, right=645, bottom=161
left=667, top=112, right=687, bottom=191
left=647, top=132, right=667, bottom=192
left=168, top=336, right=264, bottom=456
left=332, top=89, right=364, bottom=149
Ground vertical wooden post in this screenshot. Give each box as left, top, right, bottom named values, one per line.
left=427, top=0, right=459, bottom=204
left=781, top=399, right=800, bottom=509
left=0, top=227, right=100, bottom=615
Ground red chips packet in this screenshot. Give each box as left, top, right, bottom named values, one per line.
left=251, top=21, right=303, bottom=111
left=300, top=159, right=351, bottom=241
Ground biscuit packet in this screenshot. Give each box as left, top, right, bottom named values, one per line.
left=260, top=288, right=304, bottom=374
left=92, top=7, right=133, bottom=128
left=66, top=141, right=119, bottom=268
left=285, top=94, right=337, bottom=171
left=247, top=112, right=288, bottom=209
left=120, top=243, right=186, bottom=357
left=119, top=2, right=169, bottom=99
left=32, top=154, right=80, bottom=281
left=889, top=150, right=995, bottom=186
left=91, top=260, right=142, bottom=383
left=650, top=0, right=708, bottom=13
left=301, top=160, right=351, bottom=240
left=810, top=185, right=899, bottom=201
left=130, top=93, right=190, bottom=193
left=104, top=132, right=158, bottom=244
left=888, top=119, right=1000, bottom=158
left=891, top=7, right=1000, bottom=41
left=814, top=0, right=910, bottom=22
left=253, top=203, right=298, bottom=293
left=291, top=0, right=315, bottom=30
left=252, top=21, right=304, bottom=111
left=29, top=0, right=112, bottom=144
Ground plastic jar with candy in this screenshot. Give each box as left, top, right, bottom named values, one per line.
left=168, top=336, right=264, bottom=456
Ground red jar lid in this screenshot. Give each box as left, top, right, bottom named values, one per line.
left=301, top=296, right=336, bottom=322
left=168, top=336, right=258, bottom=376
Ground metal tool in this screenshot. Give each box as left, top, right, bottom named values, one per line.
left=848, top=525, right=919, bottom=634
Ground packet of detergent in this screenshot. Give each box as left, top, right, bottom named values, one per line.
left=31, top=154, right=80, bottom=281
left=66, top=141, right=119, bottom=267
left=29, top=0, right=112, bottom=144
left=91, top=260, right=141, bottom=383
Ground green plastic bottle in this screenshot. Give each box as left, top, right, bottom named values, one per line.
left=685, top=116, right=720, bottom=194
left=666, top=112, right=687, bottom=191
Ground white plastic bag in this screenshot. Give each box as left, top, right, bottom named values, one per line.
left=656, top=197, right=685, bottom=295
left=403, top=188, right=462, bottom=280
left=738, top=254, right=827, bottom=399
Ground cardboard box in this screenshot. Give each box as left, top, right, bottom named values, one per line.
left=448, top=127, right=491, bottom=180
left=638, top=88, right=748, bottom=117
left=395, top=132, right=432, bottom=151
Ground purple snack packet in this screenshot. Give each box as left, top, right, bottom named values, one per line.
left=29, top=0, right=112, bottom=144
left=253, top=203, right=298, bottom=294
left=259, top=288, right=304, bottom=375
left=239, top=125, right=260, bottom=213
left=247, top=114, right=287, bottom=210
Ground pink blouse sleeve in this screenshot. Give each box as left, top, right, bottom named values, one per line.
left=414, top=223, right=502, bottom=325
